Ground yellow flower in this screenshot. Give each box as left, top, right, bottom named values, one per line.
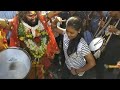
left=29, top=35, right=32, bottom=38
left=26, top=35, right=31, bottom=38
left=19, top=37, right=24, bottom=41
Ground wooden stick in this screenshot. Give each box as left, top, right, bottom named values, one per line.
left=104, top=64, right=120, bottom=69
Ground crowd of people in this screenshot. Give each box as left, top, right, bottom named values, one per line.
left=0, top=11, right=120, bottom=79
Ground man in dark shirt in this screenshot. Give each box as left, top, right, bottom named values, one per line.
left=96, top=11, right=120, bottom=79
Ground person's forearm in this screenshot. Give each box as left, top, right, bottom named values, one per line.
left=51, top=23, right=65, bottom=35
left=115, top=30, right=120, bottom=35
left=75, top=63, right=95, bottom=74
left=47, top=11, right=61, bottom=19
left=51, top=19, right=65, bottom=34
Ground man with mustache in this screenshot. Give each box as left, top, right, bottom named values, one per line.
left=0, top=11, right=61, bottom=79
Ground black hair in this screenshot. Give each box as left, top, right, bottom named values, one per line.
left=18, top=11, right=30, bottom=20
left=18, top=11, right=38, bottom=27
left=18, top=11, right=37, bottom=20
left=66, top=17, right=84, bottom=56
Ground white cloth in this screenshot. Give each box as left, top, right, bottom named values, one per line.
left=21, top=20, right=44, bottom=38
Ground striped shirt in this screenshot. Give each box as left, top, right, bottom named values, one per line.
left=63, top=31, right=91, bottom=70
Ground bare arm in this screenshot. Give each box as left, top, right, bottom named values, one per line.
left=107, top=25, right=120, bottom=35
left=36, top=11, right=65, bottom=34
left=47, top=11, right=62, bottom=19
left=51, top=16, right=66, bottom=35
left=75, top=53, right=96, bottom=74
left=41, top=11, right=62, bottom=22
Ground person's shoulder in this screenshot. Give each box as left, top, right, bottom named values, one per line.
left=80, top=38, right=87, bottom=44
left=80, top=38, right=89, bottom=48
left=62, top=29, right=66, bottom=35
left=78, top=38, right=85, bottom=47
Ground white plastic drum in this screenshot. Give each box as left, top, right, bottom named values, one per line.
left=89, top=37, right=104, bottom=51
left=0, top=47, right=31, bottom=79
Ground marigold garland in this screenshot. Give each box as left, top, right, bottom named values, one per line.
left=18, top=22, right=49, bottom=59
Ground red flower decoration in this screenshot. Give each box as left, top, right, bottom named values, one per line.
left=34, top=37, right=41, bottom=43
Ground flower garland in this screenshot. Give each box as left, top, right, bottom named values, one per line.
left=18, top=22, right=49, bottom=59
left=0, top=29, right=8, bottom=49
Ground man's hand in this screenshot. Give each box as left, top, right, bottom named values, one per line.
left=105, top=25, right=120, bottom=35
left=107, top=25, right=118, bottom=33
left=54, top=17, right=63, bottom=24
left=117, top=61, right=120, bottom=69
left=48, top=11, right=62, bottom=19
left=51, top=17, right=63, bottom=29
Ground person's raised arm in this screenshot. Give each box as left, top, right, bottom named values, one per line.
left=51, top=16, right=66, bottom=35
left=46, top=11, right=62, bottom=19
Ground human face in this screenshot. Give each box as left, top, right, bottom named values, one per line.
left=66, top=26, right=80, bottom=40
left=24, top=11, right=38, bottom=26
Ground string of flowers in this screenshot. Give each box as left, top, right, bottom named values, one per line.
left=18, top=22, right=49, bottom=59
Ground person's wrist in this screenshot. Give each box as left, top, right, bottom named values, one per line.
left=115, top=30, right=120, bottom=35
left=75, top=69, right=79, bottom=75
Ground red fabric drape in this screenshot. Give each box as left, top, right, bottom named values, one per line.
left=37, top=12, right=59, bottom=59
left=10, top=16, right=19, bottom=47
